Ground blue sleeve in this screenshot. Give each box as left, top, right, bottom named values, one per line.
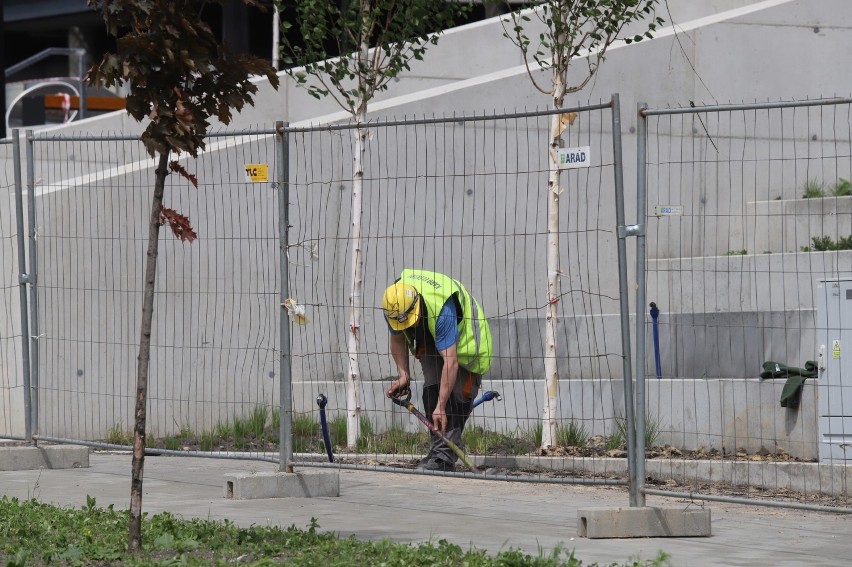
left=434, top=299, right=460, bottom=351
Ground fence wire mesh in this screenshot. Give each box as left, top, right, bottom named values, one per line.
left=0, top=138, right=26, bottom=440
left=286, top=104, right=630, bottom=483
left=28, top=129, right=282, bottom=461
left=4, top=104, right=635, bottom=485
left=639, top=98, right=852, bottom=511
left=4, top=97, right=849, bottom=511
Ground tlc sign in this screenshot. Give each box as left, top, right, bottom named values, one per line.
left=557, top=146, right=591, bottom=169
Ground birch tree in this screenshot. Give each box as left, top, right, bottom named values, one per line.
left=500, top=0, right=662, bottom=449
left=275, top=0, right=468, bottom=449
left=86, top=0, right=278, bottom=551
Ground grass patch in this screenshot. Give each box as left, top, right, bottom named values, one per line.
left=802, top=179, right=825, bottom=198
left=463, top=426, right=535, bottom=455
left=556, top=421, right=589, bottom=448
left=99, top=406, right=661, bottom=460
left=801, top=234, right=852, bottom=252
left=0, top=496, right=672, bottom=566
left=359, top=426, right=430, bottom=455
left=105, top=423, right=131, bottom=446
left=330, top=415, right=347, bottom=448
left=524, top=422, right=544, bottom=448
left=611, top=415, right=662, bottom=450
left=833, top=177, right=852, bottom=196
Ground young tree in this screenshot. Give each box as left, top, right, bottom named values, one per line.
left=275, top=0, right=468, bottom=449
left=86, top=0, right=279, bottom=551
left=500, top=0, right=662, bottom=449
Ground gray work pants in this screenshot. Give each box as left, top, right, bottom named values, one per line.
left=418, top=343, right=481, bottom=465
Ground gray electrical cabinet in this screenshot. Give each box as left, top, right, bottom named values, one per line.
left=816, top=279, right=852, bottom=462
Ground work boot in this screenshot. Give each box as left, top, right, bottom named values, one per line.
left=418, top=457, right=455, bottom=472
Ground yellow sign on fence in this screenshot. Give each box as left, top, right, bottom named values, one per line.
left=244, top=164, right=269, bottom=183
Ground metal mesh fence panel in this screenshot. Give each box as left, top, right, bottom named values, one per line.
left=639, top=99, right=852, bottom=511
left=287, top=103, right=631, bottom=483
left=29, top=129, right=281, bottom=461
left=0, top=137, right=26, bottom=440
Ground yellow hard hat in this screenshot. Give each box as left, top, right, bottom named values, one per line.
left=382, top=282, right=421, bottom=331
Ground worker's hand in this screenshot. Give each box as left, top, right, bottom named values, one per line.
left=386, top=376, right=410, bottom=398
left=432, top=405, right=448, bottom=434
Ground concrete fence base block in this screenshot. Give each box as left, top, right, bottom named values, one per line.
left=224, top=470, right=340, bottom=500
left=577, top=506, right=711, bottom=538
left=0, top=445, right=90, bottom=471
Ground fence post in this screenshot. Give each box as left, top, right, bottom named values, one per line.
left=634, top=104, right=649, bottom=507
left=12, top=131, right=33, bottom=443
left=611, top=95, right=640, bottom=507
left=276, top=121, right=294, bottom=473
left=24, top=130, right=40, bottom=440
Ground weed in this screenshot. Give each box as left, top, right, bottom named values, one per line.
left=611, top=414, right=662, bottom=450
left=330, top=415, right=347, bottom=448
left=199, top=431, right=215, bottom=452
left=179, top=423, right=194, bottom=440
left=361, top=426, right=429, bottom=454
left=164, top=435, right=181, bottom=451
left=723, top=249, right=747, bottom=256
left=214, top=421, right=232, bottom=440
left=556, top=420, right=589, bottom=448
left=802, top=235, right=852, bottom=252
left=247, top=406, right=269, bottom=438
left=293, top=414, right=318, bottom=438
left=802, top=179, right=825, bottom=198
left=811, top=235, right=835, bottom=251
left=105, top=423, right=131, bottom=446
left=467, top=426, right=535, bottom=455
left=607, top=422, right=626, bottom=451
left=833, top=177, right=852, bottom=196
left=523, top=421, right=544, bottom=447
left=355, top=415, right=377, bottom=452
left=837, top=235, right=852, bottom=249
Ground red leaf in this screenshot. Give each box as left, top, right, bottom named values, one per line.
left=160, top=206, right=197, bottom=243
left=169, top=161, right=198, bottom=188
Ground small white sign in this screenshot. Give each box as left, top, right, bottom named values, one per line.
left=654, top=205, right=684, bottom=216
left=557, top=146, right=591, bottom=169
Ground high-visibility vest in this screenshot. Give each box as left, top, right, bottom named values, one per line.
left=399, top=269, right=493, bottom=375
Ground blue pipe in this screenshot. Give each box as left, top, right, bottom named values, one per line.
left=472, top=390, right=501, bottom=409
left=650, top=302, right=662, bottom=379
left=316, top=394, right=334, bottom=463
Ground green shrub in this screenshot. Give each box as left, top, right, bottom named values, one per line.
left=811, top=235, right=835, bottom=251
left=833, top=177, right=852, bottom=196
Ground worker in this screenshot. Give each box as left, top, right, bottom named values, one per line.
left=383, top=269, right=493, bottom=471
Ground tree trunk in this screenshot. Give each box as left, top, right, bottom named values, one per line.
left=542, top=112, right=562, bottom=450
left=346, top=122, right=366, bottom=449
left=542, top=75, right=567, bottom=450
left=345, top=19, right=370, bottom=449
left=128, top=152, right=168, bottom=552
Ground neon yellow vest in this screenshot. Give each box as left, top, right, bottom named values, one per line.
left=399, top=269, right=493, bottom=375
